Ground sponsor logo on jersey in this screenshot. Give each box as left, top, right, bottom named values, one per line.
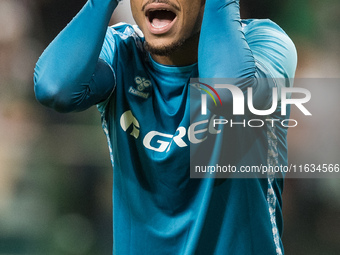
left=120, top=110, right=221, bottom=153
left=120, top=110, right=140, bottom=139
left=128, top=76, right=151, bottom=99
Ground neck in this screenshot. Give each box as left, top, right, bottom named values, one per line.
left=150, top=33, right=199, bottom=66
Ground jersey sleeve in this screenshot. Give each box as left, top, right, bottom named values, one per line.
left=96, top=23, right=142, bottom=113
left=34, top=0, right=118, bottom=113
left=198, top=0, right=297, bottom=113
left=96, top=29, right=119, bottom=113
left=244, top=19, right=298, bottom=108
left=244, top=19, right=297, bottom=80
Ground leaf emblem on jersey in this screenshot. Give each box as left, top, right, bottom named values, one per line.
left=120, top=110, right=140, bottom=139
left=135, top=76, right=151, bottom=91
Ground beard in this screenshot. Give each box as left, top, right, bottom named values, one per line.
left=143, top=38, right=187, bottom=57
left=143, top=31, right=200, bottom=57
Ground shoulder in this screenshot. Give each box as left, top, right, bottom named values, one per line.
left=242, top=19, right=298, bottom=79
left=100, top=23, right=146, bottom=64
left=106, top=22, right=144, bottom=42
left=242, top=19, right=294, bottom=48
left=242, top=19, right=286, bottom=34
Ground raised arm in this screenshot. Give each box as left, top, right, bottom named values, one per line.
left=198, top=0, right=255, bottom=79
left=198, top=0, right=297, bottom=111
left=34, top=0, right=119, bottom=112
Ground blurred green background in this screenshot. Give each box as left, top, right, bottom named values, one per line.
left=0, top=0, right=339, bottom=254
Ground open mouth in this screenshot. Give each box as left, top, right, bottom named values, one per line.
left=147, top=10, right=176, bottom=29
left=144, top=4, right=178, bottom=34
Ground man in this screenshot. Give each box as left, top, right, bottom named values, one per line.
left=34, top=0, right=297, bottom=254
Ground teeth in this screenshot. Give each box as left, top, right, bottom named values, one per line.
left=151, top=23, right=168, bottom=29
left=148, top=10, right=175, bottom=30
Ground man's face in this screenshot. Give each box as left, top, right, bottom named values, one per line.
left=130, top=0, right=205, bottom=56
